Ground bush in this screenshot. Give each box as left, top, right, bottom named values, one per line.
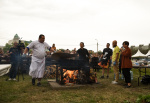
left=136, top=95, right=150, bottom=103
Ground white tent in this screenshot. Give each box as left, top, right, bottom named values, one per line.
left=146, top=50, right=150, bottom=56
left=132, top=49, right=146, bottom=58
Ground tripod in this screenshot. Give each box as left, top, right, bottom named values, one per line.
left=17, top=62, right=25, bottom=81
left=17, top=56, right=31, bottom=81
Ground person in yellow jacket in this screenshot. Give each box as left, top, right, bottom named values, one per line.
left=112, top=40, right=120, bottom=84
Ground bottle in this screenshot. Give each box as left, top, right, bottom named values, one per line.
left=114, top=73, right=122, bottom=80
left=130, top=71, right=133, bottom=80
left=121, top=73, right=124, bottom=79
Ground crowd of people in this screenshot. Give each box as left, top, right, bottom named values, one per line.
left=0, top=34, right=132, bottom=88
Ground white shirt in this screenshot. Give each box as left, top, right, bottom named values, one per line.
left=27, top=40, right=50, bottom=59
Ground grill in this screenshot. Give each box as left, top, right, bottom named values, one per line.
left=51, top=53, right=87, bottom=85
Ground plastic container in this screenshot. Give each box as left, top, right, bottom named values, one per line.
left=114, top=71, right=133, bottom=80
left=130, top=71, right=133, bottom=80
left=114, top=73, right=124, bottom=80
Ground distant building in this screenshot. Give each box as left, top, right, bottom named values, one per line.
left=8, top=34, right=21, bottom=44
left=8, top=34, right=32, bottom=45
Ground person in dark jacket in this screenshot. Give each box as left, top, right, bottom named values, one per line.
left=8, top=42, right=22, bottom=80
left=77, top=42, right=90, bottom=83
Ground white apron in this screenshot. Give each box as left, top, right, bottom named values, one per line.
left=29, top=56, right=45, bottom=78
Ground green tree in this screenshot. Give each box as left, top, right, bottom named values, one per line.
left=131, top=49, right=138, bottom=56
left=24, top=41, right=29, bottom=47
left=3, top=43, right=12, bottom=53
left=97, top=50, right=103, bottom=55
left=140, top=49, right=149, bottom=55
left=57, top=49, right=65, bottom=52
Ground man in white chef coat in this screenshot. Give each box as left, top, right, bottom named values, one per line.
left=23, top=34, right=53, bottom=86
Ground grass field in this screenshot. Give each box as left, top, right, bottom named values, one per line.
left=0, top=68, right=150, bottom=103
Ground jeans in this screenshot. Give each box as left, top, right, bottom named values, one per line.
left=9, top=62, right=19, bottom=78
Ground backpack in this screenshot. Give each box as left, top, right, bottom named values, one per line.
left=141, top=75, right=150, bottom=85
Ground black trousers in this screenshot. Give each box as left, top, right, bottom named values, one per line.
left=122, top=68, right=131, bottom=83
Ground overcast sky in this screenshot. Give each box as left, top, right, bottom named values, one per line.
left=0, top=0, right=150, bottom=52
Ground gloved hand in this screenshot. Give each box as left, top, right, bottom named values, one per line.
left=22, top=53, right=26, bottom=58
left=113, top=61, right=116, bottom=65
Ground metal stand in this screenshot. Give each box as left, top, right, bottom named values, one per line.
left=138, top=68, right=147, bottom=86
left=17, top=65, right=24, bottom=81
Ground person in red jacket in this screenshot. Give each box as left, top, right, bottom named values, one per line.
left=120, top=41, right=132, bottom=88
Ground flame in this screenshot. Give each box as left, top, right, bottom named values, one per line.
left=63, top=70, right=78, bottom=84
left=60, top=68, right=97, bottom=84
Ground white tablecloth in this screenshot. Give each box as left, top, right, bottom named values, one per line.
left=0, top=64, right=11, bottom=76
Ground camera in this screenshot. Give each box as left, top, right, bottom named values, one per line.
left=17, top=40, right=25, bottom=50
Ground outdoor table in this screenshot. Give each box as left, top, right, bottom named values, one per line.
left=133, top=66, right=150, bottom=86
left=0, top=64, right=11, bottom=76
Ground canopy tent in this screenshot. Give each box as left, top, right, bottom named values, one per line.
left=132, top=49, right=146, bottom=58
left=145, top=50, right=150, bottom=56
